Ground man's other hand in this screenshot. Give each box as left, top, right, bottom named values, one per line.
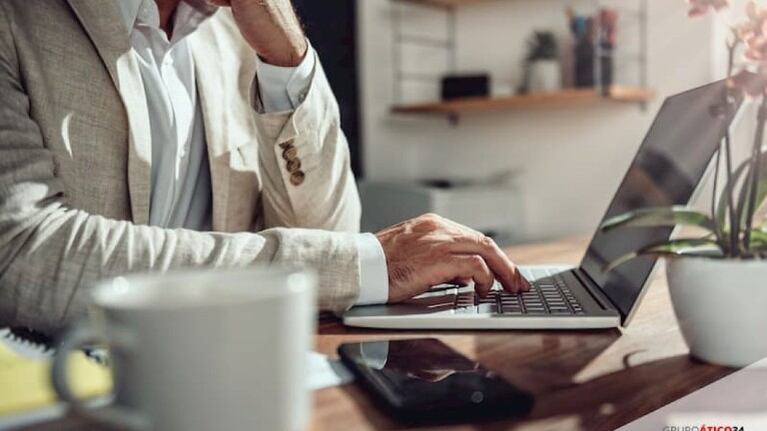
left=376, top=214, right=530, bottom=303
left=208, top=0, right=308, bottom=67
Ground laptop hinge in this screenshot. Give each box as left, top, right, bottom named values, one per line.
left=571, top=268, right=622, bottom=315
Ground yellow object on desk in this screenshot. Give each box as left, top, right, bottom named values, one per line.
left=0, top=335, right=111, bottom=416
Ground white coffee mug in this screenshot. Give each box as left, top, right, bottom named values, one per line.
left=51, top=267, right=317, bottom=431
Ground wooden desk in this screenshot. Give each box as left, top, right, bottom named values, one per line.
left=19, top=237, right=734, bottom=431
left=311, top=237, right=734, bottom=430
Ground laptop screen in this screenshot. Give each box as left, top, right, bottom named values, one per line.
left=580, top=81, right=738, bottom=322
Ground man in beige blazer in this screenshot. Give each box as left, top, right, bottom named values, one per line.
left=0, top=0, right=527, bottom=335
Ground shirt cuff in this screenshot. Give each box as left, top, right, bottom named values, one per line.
left=254, top=42, right=317, bottom=113
left=355, top=233, right=389, bottom=306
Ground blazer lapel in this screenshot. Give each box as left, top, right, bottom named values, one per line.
left=188, top=27, right=231, bottom=232
left=67, top=0, right=153, bottom=225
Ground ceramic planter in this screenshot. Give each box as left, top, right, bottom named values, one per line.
left=666, top=257, right=767, bottom=367
left=527, top=60, right=562, bottom=93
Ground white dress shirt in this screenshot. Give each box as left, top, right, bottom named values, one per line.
left=117, top=0, right=387, bottom=306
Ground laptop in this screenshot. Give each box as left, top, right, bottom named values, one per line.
left=344, top=81, right=739, bottom=330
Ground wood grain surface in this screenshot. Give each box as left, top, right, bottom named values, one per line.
left=310, top=237, right=733, bottom=431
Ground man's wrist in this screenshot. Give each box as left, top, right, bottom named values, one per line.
left=256, top=38, right=308, bottom=67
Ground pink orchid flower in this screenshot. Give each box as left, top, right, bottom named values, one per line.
left=738, top=1, right=767, bottom=61
left=728, top=2, right=767, bottom=96
left=687, top=0, right=729, bottom=17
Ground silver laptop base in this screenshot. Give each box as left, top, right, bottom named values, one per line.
left=343, top=265, right=621, bottom=330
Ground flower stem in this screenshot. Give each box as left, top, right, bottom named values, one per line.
left=743, top=96, right=767, bottom=252
left=723, top=37, right=740, bottom=255
left=724, top=129, right=739, bottom=255
left=711, top=145, right=721, bottom=234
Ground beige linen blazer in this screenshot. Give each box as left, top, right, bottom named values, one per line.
left=0, top=0, right=363, bottom=334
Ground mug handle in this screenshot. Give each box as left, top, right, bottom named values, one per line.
left=51, top=321, right=149, bottom=430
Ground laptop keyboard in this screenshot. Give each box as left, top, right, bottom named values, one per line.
left=453, top=272, right=584, bottom=315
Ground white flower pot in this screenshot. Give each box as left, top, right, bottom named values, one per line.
left=666, top=257, right=767, bottom=367
left=528, top=60, right=562, bottom=93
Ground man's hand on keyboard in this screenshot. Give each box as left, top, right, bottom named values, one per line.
left=375, top=213, right=530, bottom=303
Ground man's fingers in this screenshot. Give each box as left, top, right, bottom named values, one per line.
left=522, top=268, right=531, bottom=290
left=447, top=234, right=527, bottom=293
left=426, top=214, right=529, bottom=293
left=383, top=213, right=532, bottom=304
left=448, top=277, right=471, bottom=287
left=513, top=266, right=531, bottom=292
left=442, top=255, right=494, bottom=297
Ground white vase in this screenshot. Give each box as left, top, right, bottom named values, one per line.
left=666, top=257, right=767, bottom=367
left=528, top=60, right=562, bottom=93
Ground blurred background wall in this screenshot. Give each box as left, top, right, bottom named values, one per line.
left=299, top=0, right=724, bottom=243
left=359, top=0, right=717, bottom=242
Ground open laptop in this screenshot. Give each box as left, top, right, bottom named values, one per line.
left=345, top=81, right=739, bottom=330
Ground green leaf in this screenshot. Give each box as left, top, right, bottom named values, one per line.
left=599, top=206, right=716, bottom=233
left=745, top=161, right=767, bottom=226
left=748, top=226, right=767, bottom=249
left=603, top=238, right=722, bottom=272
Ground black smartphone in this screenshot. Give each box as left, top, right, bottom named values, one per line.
left=338, top=338, right=534, bottom=424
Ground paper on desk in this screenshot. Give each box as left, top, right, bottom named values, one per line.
left=0, top=330, right=111, bottom=418
left=307, top=351, right=354, bottom=390
left=618, top=357, right=767, bottom=430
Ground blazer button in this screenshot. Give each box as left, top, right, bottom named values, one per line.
left=279, top=139, right=294, bottom=150
left=282, top=146, right=298, bottom=161
left=290, top=171, right=305, bottom=186
left=286, top=159, right=302, bottom=173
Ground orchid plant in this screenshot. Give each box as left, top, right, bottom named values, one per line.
left=600, top=0, right=767, bottom=270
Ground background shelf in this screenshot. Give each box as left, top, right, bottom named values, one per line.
left=397, top=0, right=492, bottom=7
left=391, top=86, right=655, bottom=117
left=389, top=0, right=651, bottom=122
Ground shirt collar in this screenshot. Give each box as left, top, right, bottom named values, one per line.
left=117, top=0, right=218, bottom=35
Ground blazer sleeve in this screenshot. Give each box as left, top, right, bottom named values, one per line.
left=252, top=56, right=362, bottom=233
left=0, top=16, right=360, bottom=334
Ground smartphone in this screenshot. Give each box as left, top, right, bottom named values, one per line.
left=338, top=338, right=534, bottom=424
